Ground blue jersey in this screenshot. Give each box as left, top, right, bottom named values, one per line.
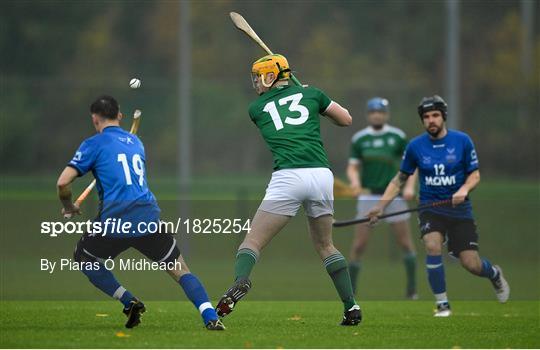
left=400, top=129, right=479, bottom=219
left=68, top=126, right=160, bottom=237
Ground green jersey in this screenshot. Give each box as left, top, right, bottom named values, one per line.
left=349, top=125, right=407, bottom=193
left=248, top=85, right=332, bottom=170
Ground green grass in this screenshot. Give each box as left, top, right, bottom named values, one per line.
left=1, top=301, right=538, bottom=348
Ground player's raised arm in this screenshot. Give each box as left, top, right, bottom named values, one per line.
left=56, top=166, right=80, bottom=217
left=323, top=101, right=352, bottom=126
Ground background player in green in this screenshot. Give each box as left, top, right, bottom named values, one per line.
left=347, top=97, right=418, bottom=299
left=216, top=54, right=362, bottom=325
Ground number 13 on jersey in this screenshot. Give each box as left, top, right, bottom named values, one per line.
left=263, top=93, right=309, bottom=131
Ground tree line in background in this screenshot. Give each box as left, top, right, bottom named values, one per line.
left=1, top=0, right=538, bottom=178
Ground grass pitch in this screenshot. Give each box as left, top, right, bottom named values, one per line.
left=1, top=300, right=538, bottom=348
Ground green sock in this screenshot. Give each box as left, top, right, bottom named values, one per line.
left=234, top=248, right=258, bottom=281
left=403, top=252, right=417, bottom=294
left=324, top=253, right=356, bottom=310
left=348, top=261, right=362, bottom=295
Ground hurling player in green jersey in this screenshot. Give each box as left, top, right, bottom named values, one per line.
left=347, top=97, right=419, bottom=299
left=216, top=54, right=362, bottom=326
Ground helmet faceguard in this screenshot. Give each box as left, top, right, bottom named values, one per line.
left=417, top=95, right=448, bottom=120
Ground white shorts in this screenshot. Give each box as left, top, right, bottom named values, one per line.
left=258, top=167, right=334, bottom=218
left=357, top=194, right=410, bottom=224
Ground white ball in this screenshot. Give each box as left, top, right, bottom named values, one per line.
left=129, top=78, right=141, bottom=89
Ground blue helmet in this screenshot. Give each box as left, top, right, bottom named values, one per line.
left=367, top=97, right=389, bottom=113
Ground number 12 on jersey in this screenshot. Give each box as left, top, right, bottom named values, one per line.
left=263, top=93, right=309, bottom=131
left=434, top=164, right=445, bottom=175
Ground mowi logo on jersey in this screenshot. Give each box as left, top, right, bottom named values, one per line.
left=424, top=175, right=456, bottom=186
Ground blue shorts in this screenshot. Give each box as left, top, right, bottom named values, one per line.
left=74, top=232, right=180, bottom=264
left=418, top=211, right=479, bottom=257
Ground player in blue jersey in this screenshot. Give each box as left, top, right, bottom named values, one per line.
left=367, top=95, right=510, bottom=317
left=56, top=95, right=225, bottom=330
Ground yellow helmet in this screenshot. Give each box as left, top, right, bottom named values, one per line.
left=251, top=54, right=291, bottom=88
